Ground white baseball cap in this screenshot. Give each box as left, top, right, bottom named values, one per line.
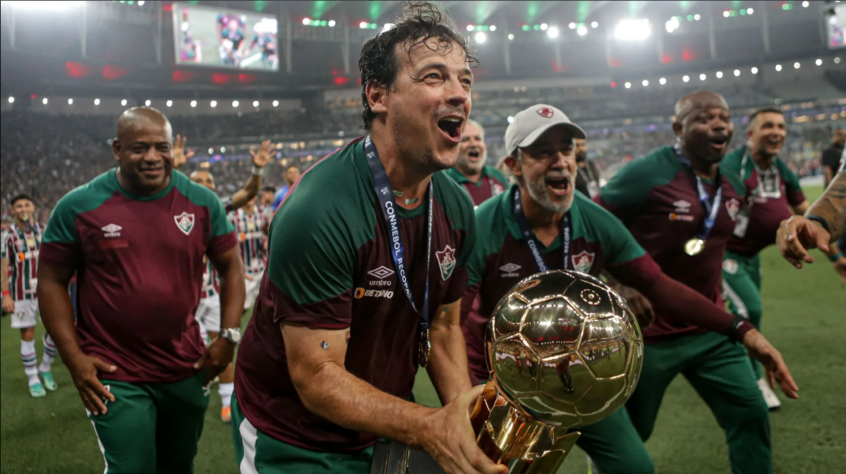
left=505, top=104, right=587, bottom=155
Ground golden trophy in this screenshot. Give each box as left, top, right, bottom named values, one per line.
left=470, top=270, right=644, bottom=474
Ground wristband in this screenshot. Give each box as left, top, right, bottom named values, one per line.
left=805, top=214, right=830, bottom=234
left=2, top=290, right=9, bottom=297
left=829, top=252, right=844, bottom=263
left=252, top=165, right=264, bottom=176
left=726, top=314, right=754, bottom=343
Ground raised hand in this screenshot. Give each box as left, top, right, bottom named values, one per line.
left=173, top=134, right=195, bottom=169
left=250, top=140, right=276, bottom=168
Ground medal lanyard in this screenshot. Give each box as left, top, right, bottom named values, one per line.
left=741, top=148, right=778, bottom=199
left=15, top=222, right=37, bottom=254
left=674, top=145, right=722, bottom=242
left=512, top=187, right=571, bottom=272
left=364, top=135, right=433, bottom=332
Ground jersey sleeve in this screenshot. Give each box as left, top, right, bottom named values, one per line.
left=594, top=158, right=655, bottom=222
left=207, top=192, right=237, bottom=257
left=581, top=196, right=649, bottom=267
left=777, top=160, right=806, bottom=207
left=265, top=198, right=358, bottom=329
left=39, top=193, right=84, bottom=267
left=0, top=231, right=8, bottom=260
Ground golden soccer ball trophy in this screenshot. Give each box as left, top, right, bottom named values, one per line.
left=470, top=270, right=644, bottom=474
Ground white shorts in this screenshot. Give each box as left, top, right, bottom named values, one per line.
left=244, top=272, right=263, bottom=311
left=10, top=299, right=38, bottom=329
left=196, top=296, right=221, bottom=334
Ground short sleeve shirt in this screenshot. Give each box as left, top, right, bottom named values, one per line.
left=40, top=169, right=237, bottom=383
left=445, top=165, right=508, bottom=207
left=234, top=138, right=476, bottom=453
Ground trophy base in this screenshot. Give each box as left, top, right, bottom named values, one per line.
left=472, top=381, right=581, bottom=473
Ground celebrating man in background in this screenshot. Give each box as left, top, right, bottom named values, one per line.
left=574, top=138, right=602, bottom=198
left=821, top=126, right=845, bottom=189
left=463, top=104, right=796, bottom=474
left=596, top=91, right=796, bottom=474
left=36, top=107, right=246, bottom=473
left=1, top=194, right=58, bottom=398
left=445, top=119, right=508, bottom=206
left=270, top=164, right=301, bottom=213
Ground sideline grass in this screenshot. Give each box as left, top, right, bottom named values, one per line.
left=2, top=186, right=843, bottom=473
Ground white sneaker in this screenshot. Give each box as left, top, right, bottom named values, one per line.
left=757, top=378, right=781, bottom=410
left=586, top=454, right=599, bottom=474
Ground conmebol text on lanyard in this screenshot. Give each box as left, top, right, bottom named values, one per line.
left=673, top=145, right=723, bottom=256
left=512, top=187, right=572, bottom=272
left=363, top=135, right=434, bottom=367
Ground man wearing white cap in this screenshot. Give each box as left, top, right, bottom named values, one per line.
left=461, top=104, right=797, bottom=474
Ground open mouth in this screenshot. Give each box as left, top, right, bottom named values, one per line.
left=467, top=149, right=481, bottom=161
left=708, top=135, right=728, bottom=149
left=437, top=117, right=463, bottom=143
left=544, top=176, right=571, bottom=196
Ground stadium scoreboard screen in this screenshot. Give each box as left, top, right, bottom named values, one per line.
left=173, top=3, right=279, bottom=71
left=828, top=3, right=846, bottom=49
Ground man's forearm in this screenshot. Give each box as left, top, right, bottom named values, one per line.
left=0, top=258, right=9, bottom=293
left=217, top=265, right=246, bottom=330
left=297, top=360, right=435, bottom=448
left=230, top=174, right=262, bottom=210
left=823, top=167, right=834, bottom=186
left=427, top=319, right=473, bottom=404
left=807, top=172, right=846, bottom=241
left=37, top=278, right=84, bottom=359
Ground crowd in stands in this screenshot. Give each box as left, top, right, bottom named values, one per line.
left=1, top=106, right=841, bottom=225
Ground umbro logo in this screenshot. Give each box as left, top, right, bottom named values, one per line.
left=673, top=200, right=691, bottom=213
left=367, top=266, right=395, bottom=287
left=101, top=224, right=122, bottom=238
left=500, top=263, right=521, bottom=277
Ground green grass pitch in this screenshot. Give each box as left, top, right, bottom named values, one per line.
left=2, top=186, right=844, bottom=473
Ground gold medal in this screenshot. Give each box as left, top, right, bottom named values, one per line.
left=26, top=239, right=36, bottom=249
left=684, top=238, right=705, bottom=256
left=418, top=329, right=431, bottom=368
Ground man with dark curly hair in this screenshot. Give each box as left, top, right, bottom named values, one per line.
left=231, top=2, right=506, bottom=473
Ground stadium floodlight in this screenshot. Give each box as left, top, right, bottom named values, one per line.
left=699, top=73, right=706, bottom=81
left=624, top=82, right=632, bottom=89
left=221, top=147, right=226, bottom=153
left=507, top=116, right=514, bottom=124
left=474, top=32, right=487, bottom=44
left=659, top=77, right=667, bottom=85
left=94, top=98, right=100, bottom=105
left=747, top=8, right=754, bottom=15
left=467, top=24, right=475, bottom=32
left=210, top=100, right=218, bottom=108
left=734, top=69, right=741, bottom=77
left=591, top=21, right=599, bottom=28
left=190, top=100, right=197, bottom=108
left=166, top=100, right=173, bottom=107
left=716, top=71, right=723, bottom=78
left=694, top=14, right=701, bottom=21
left=577, top=25, right=587, bottom=36
left=802, top=1, right=809, bottom=7
left=723, top=11, right=730, bottom=18
left=42, top=98, right=48, bottom=105
left=121, top=99, right=128, bottom=106
left=683, top=75, right=690, bottom=82
left=272, top=100, right=279, bottom=107
left=569, top=22, right=576, bottom=29
left=8, top=96, right=14, bottom=103
left=666, top=17, right=680, bottom=33
left=68, top=98, right=73, bottom=105
left=359, top=21, right=368, bottom=29
left=145, top=100, right=151, bottom=106
left=642, top=79, right=649, bottom=87
left=615, top=19, right=651, bottom=41
left=751, top=66, right=759, bottom=74
left=490, top=25, right=496, bottom=31
left=208, top=148, right=214, bottom=154
left=138, top=0, right=145, bottom=5
left=302, top=18, right=311, bottom=26
left=4, top=1, right=85, bottom=11
left=815, top=59, right=822, bottom=66
left=546, top=26, right=559, bottom=39
left=775, top=64, right=782, bottom=71
left=253, top=100, right=259, bottom=107
left=836, top=58, right=842, bottom=64
left=793, top=62, right=800, bottom=69
left=232, top=100, right=239, bottom=108
left=508, top=33, right=515, bottom=40
left=328, top=20, right=336, bottom=27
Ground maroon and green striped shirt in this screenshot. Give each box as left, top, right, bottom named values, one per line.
left=40, top=169, right=237, bottom=383
left=1, top=223, right=42, bottom=301
left=234, top=137, right=476, bottom=453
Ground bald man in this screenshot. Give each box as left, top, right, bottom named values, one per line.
left=596, top=92, right=794, bottom=474
left=37, top=107, right=246, bottom=473
left=445, top=119, right=508, bottom=206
